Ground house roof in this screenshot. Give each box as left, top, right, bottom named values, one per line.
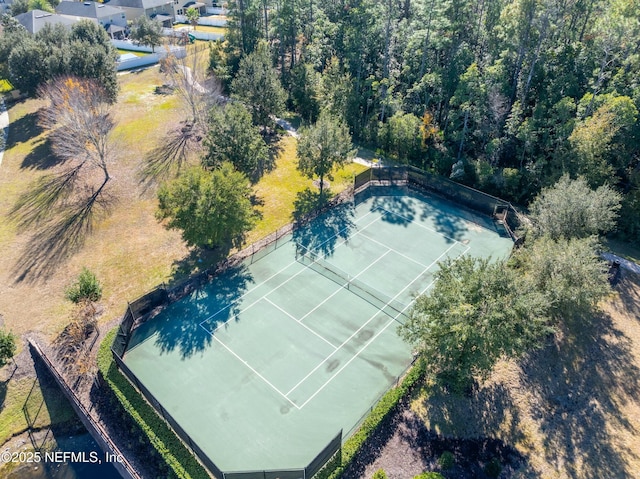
left=14, top=9, right=81, bottom=34
left=107, top=0, right=172, bottom=10
left=55, top=1, right=125, bottom=19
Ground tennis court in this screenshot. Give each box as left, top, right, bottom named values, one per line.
left=122, top=186, right=514, bottom=474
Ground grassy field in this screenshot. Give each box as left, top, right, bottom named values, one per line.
left=117, top=49, right=149, bottom=57
left=174, top=24, right=227, bottom=35
left=0, top=374, right=76, bottom=446
left=0, top=63, right=365, bottom=447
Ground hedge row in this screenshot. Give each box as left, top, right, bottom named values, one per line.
left=97, top=328, right=210, bottom=479
left=316, top=358, right=426, bottom=479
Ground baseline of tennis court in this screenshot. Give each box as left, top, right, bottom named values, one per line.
left=122, top=186, right=514, bottom=473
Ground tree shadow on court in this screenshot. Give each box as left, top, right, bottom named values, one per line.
left=151, top=264, right=253, bottom=359
left=518, top=307, right=640, bottom=478
left=416, top=200, right=469, bottom=243
left=292, top=188, right=356, bottom=259
left=370, top=194, right=416, bottom=226
left=10, top=177, right=115, bottom=283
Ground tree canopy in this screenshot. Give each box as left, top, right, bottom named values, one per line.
left=130, top=16, right=163, bottom=53
left=399, top=256, right=551, bottom=393
left=231, top=41, right=286, bottom=128
left=0, top=328, right=16, bottom=368
left=528, top=175, right=622, bottom=240
left=297, top=111, right=355, bottom=198
left=157, top=164, right=257, bottom=250
left=203, top=102, right=269, bottom=179
left=4, top=20, right=118, bottom=101
left=218, top=0, right=640, bottom=243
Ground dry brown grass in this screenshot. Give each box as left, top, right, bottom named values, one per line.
left=0, top=66, right=366, bottom=342
left=0, top=69, right=190, bottom=341
left=411, top=272, right=640, bottom=478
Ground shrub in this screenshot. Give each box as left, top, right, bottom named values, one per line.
left=438, top=450, right=455, bottom=470
left=0, top=328, right=16, bottom=367
left=484, top=458, right=502, bottom=478
left=97, top=328, right=209, bottom=479
left=65, top=267, right=102, bottom=303
left=372, top=469, right=388, bottom=479
left=315, top=359, right=426, bottom=479
left=413, top=473, right=445, bottom=479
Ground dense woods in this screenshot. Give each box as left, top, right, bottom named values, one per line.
left=218, top=0, right=639, bottom=241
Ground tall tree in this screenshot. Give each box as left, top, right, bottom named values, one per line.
left=296, top=110, right=355, bottom=198
left=186, top=6, right=200, bottom=30
left=231, top=41, right=286, bottom=128
left=512, top=235, right=611, bottom=319
left=528, top=175, right=622, bottom=240
left=399, top=256, right=550, bottom=394
left=38, top=76, right=116, bottom=205
left=203, top=102, right=269, bottom=179
left=157, top=164, right=257, bottom=250
left=130, top=16, right=163, bottom=52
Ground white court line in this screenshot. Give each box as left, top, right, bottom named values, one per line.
left=298, top=249, right=393, bottom=323
left=357, top=232, right=430, bottom=269
left=288, top=240, right=467, bottom=405
left=297, top=315, right=399, bottom=409
left=263, top=297, right=339, bottom=350
left=284, top=305, right=388, bottom=396
left=198, top=210, right=381, bottom=331
left=203, top=330, right=301, bottom=410
left=286, top=249, right=433, bottom=398
left=373, top=205, right=463, bottom=245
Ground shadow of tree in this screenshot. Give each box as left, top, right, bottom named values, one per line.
left=370, top=192, right=417, bottom=227
left=253, top=131, right=282, bottom=182
left=169, top=247, right=230, bottom=283
left=127, top=264, right=253, bottom=359
left=614, top=272, right=640, bottom=323
left=0, top=380, right=7, bottom=410
left=417, top=382, right=527, bottom=452
left=137, top=123, right=202, bottom=192
left=10, top=184, right=114, bottom=284
left=394, top=411, right=525, bottom=479
left=292, top=188, right=356, bottom=259
left=519, top=307, right=640, bottom=478
left=20, top=137, right=66, bottom=170
left=5, top=111, right=43, bottom=152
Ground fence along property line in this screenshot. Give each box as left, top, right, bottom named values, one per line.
left=29, top=340, right=141, bottom=479
left=355, top=165, right=525, bottom=243
left=110, top=166, right=524, bottom=478
left=110, top=187, right=357, bottom=479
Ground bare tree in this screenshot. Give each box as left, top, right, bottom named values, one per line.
left=9, top=76, right=117, bottom=282
left=141, top=45, right=222, bottom=183
left=38, top=76, right=116, bottom=206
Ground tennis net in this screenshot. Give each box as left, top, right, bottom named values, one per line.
left=295, top=244, right=410, bottom=324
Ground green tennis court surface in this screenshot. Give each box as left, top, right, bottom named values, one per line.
left=123, top=186, right=514, bottom=473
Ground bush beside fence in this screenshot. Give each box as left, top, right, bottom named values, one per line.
left=315, top=359, right=427, bottom=479
left=98, top=328, right=210, bottom=479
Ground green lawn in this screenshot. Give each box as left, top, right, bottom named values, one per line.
left=117, top=49, right=149, bottom=57
left=247, top=135, right=367, bottom=245
left=0, top=376, right=76, bottom=445
left=174, top=24, right=227, bottom=35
